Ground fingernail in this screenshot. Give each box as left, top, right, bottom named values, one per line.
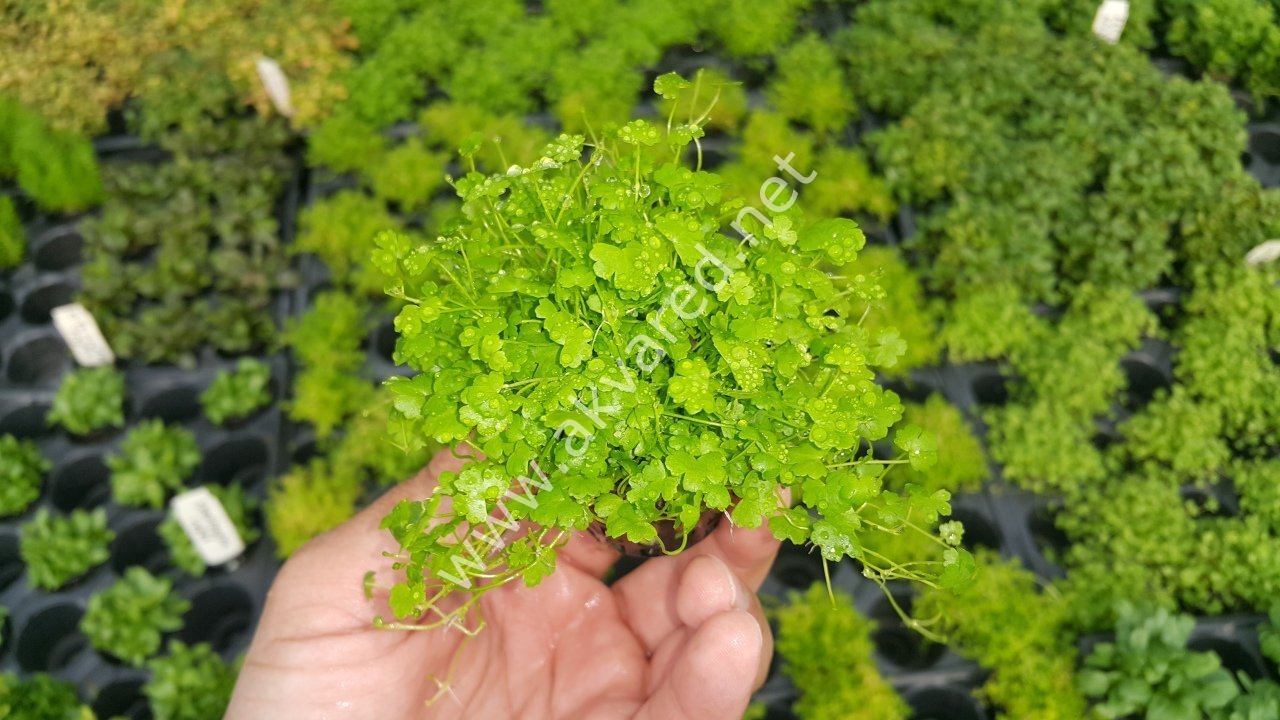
left=714, top=558, right=750, bottom=611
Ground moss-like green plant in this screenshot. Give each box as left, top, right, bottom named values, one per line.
left=46, top=366, right=127, bottom=437
left=107, top=421, right=201, bottom=509
left=19, top=508, right=114, bottom=591
left=774, top=584, right=908, bottom=720
left=159, top=484, right=260, bottom=577
left=266, top=459, right=363, bottom=557
left=0, top=434, right=49, bottom=517
left=294, top=192, right=402, bottom=295
left=200, top=358, right=273, bottom=426
left=145, top=641, right=238, bottom=720
left=847, top=246, right=939, bottom=374
left=767, top=33, right=856, bottom=137
left=82, top=567, right=190, bottom=665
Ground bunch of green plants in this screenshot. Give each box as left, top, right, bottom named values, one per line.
left=1078, top=603, right=1240, bottom=718
left=915, top=552, right=1088, bottom=719
left=0, top=98, right=102, bottom=213
left=46, top=366, right=126, bottom=437
left=374, top=81, right=973, bottom=629
left=145, top=641, right=238, bottom=720
left=0, top=673, right=92, bottom=720
left=81, top=567, right=190, bottom=666
left=160, top=484, right=260, bottom=576
left=773, top=584, right=908, bottom=720
left=283, top=291, right=377, bottom=439
left=107, top=421, right=201, bottom=509
left=0, top=434, right=49, bottom=517
left=266, top=459, right=364, bottom=557
left=201, top=359, right=273, bottom=426
left=896, top=397, right=986, bottom=494
left=19, top=508, right=114, bottom=591
left=78, top=118, right=295, bottom=364
left=846, top=246, right=940, bottom=375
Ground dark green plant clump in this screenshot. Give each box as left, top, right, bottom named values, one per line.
left=46, top=366, right=127, bottom=436
left=107, top=420, right=201, bottom=509
left=81, top=567, right=190, bottom=665
left=201, top=358, right=273, bottom=425
left=0, top=434, right=50, bottom=517
left=145, top=641, right=239, bottom=720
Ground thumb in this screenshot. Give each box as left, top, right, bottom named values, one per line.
left=633, top=609, right=764, bottom=720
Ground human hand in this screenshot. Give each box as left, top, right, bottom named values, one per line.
left=227, top=449, right=781, bottom=719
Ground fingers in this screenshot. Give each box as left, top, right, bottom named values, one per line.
left=633, top=610, right=764, bottom=720
left=612, top=519, right=780, bottom=653
left=556, top=529, right=621, bottom=579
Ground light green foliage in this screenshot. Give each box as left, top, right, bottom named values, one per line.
left=986, top=400, right=1106, bottom=493
left=266, top=459, right=363, bottom=557
left=419, top=102, right=551, bottom=173
left=284, top=291, right=367, bottom=370
left=200, top=358, right=273, bottom=426
left=1041, top=0, right=1159, bottom=48
left=1260, top=606, right=1280, bottom=669
left=307, top=112, right=387, bottom=175
left=107, top=421, right=201, bottom=509
left=0, top=434, right=49, bottom=517
left=377, top=93, right=972, bottom=627
left=0, top=673, right=91, bottom=720
left=368, top=138, right=447, bottom=213
left=82, top=567, right=190, bottom=665
left=766, top=34, right=856, bottom=136
left=47, top=366, right=126, bottom=437
left=702, top=0, right=812, bottom=57
left=847, top=246, right=939, bottom=373
left=940, top=284, right=1037, bottom=363
left=898, top=397, right=985, bottom=493
left=1115, top=388, right=1228, bottom=483
left=145, top=642, right=238, bottom=720
left=0, top=195, right=23, bottom=269
left=1233, top=460, right=1280, bottom=532
left=773, top=584, right=908, bottom=719
left=806, top=146, right=897, bottom=222
left=296, top=190, right=402, bottom=294
left=0, top=100, right=102, bottom=212
left=1078, top=603, right=1240, bottom=718
left=916, top=553, right=1088, bottom=720
left=1175, top=266, right=1280, bottom=453
left=20, top=508, right=114, bottom=591
left=289, top=365, right=377, bottom=439
left=658, top=68, right=747, bottom=132
left=329, top=391, right=433, bottom=486
left=159, top=484, right=260, bottom=576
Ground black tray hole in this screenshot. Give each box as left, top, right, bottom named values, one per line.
left=110, top=517, right=171, bottom=576
left=869, top=591, right=944, bottom=670
left=374, top=317, right=398, bottom=363
left=35, top=229, right=85, bottom=271
left=1181, top=485, right=1232, bottom=518
left=0, top=534, right=22, bottom=591
left=20, top=280, right=75, bottom=324
left=7, top=334, right=69, bottom=384
left=291, top=436, right=319, bottom=465
left=1028, top=505, right=1069, bottom=562
left=50, top=455, right=111, bottom=512
left=772, top=542, right=827, bottom=590
left=1189, top=637, right=1266, bottom=681
left=139, top=385, right=201, bottom=424
left=0, top=290, right=13, bottom=324
left=1249, top=128, right=1280, bottom=165
left=971, top=371, right=1008, bottom=407
left=93, top=679, right=151, bottom=720
left=1121, top=357, right=1170, bottom=409
left=180, top=585, right=253, bottom=652
left=0, top=401, right=52, bottom=438
left=908, top=686, right=986, bottom=720
left=947, top=507, right=1002, bottom=552
left=201, top=437, right=269, bottom=487
left=17, top=603, right=87, bottom=672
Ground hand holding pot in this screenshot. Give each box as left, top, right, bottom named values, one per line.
left=227, top=449, right=780, bottom=719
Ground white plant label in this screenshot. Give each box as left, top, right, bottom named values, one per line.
left=171, top=487, right=246, bottom=567
left=1246, top=239, right=1280, bottom=266
left=1093, top=0, right=1130, bottom=44
left=255, top=56, right=295, bottom=118
left=51, top=303, right=115, bottom=367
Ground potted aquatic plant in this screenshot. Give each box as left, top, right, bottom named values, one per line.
left=374, top=74, right=974, bottom=628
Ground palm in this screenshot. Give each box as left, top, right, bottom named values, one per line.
left=229, top=453, right=779, bottom=720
